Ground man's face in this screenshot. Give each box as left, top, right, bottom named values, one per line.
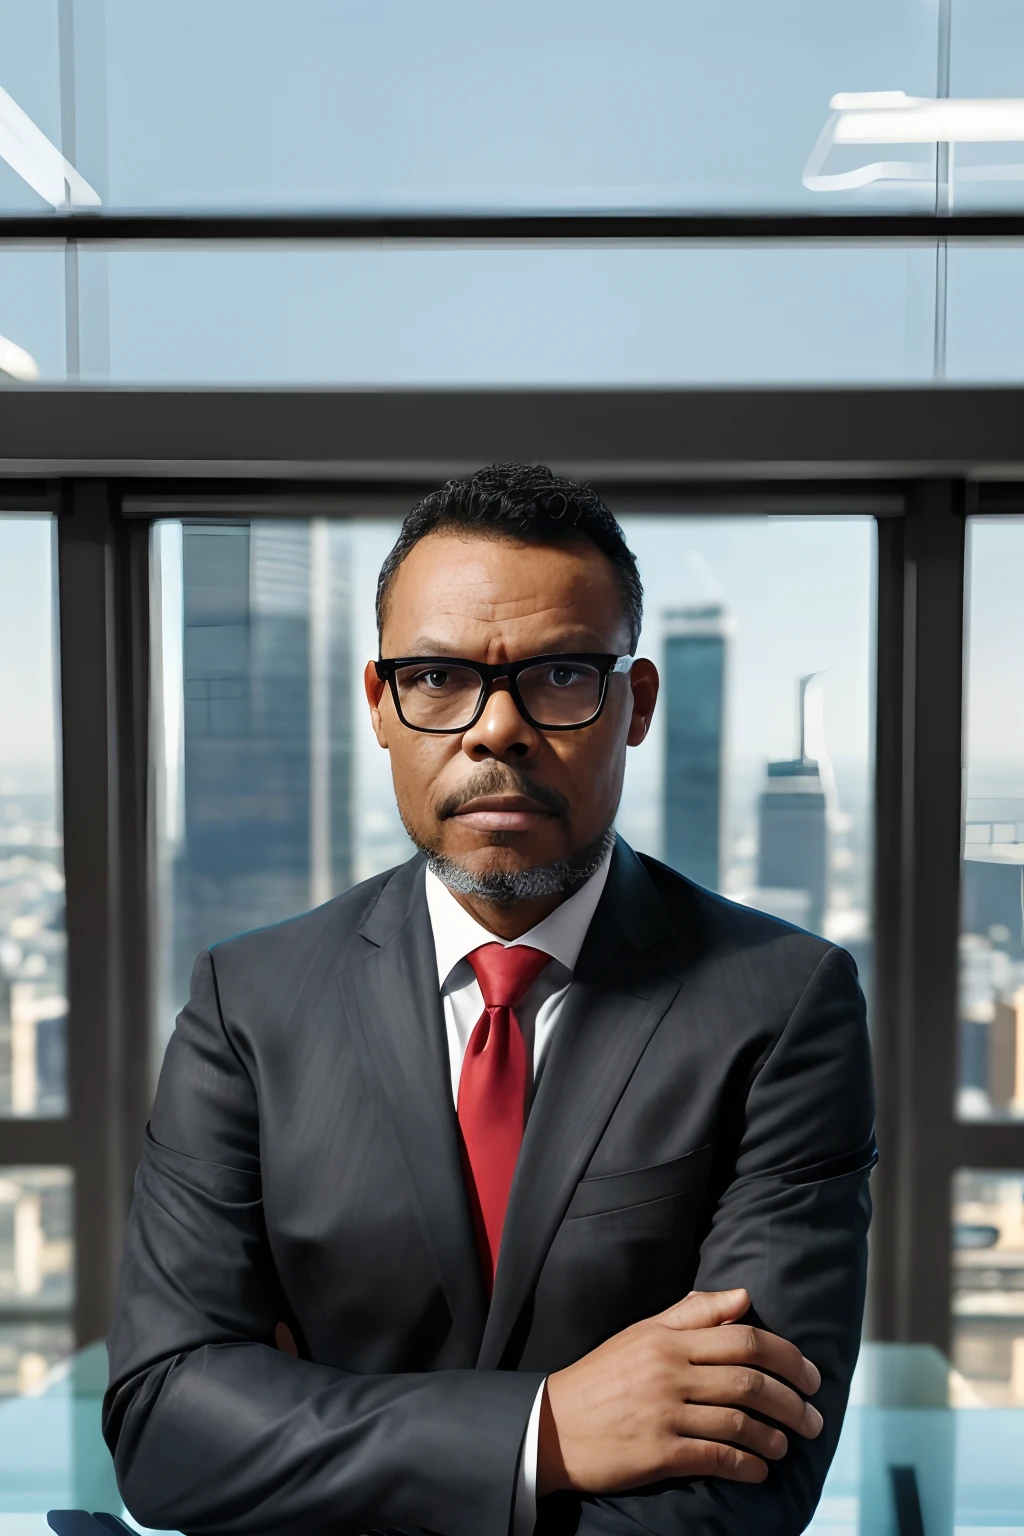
left=363, top=531, right=659, bottom=887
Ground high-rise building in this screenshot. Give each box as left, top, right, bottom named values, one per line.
left=962, top=857, right=1024, bottom=957
left=756, top=674, right=828, bottom=934
left=990, top=987, right=1024, bottom=1114
left=173, top=522, right=353, bottom=1003
left=662, top=604, right=729, bottom=890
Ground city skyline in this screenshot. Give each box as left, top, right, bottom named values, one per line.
left=1, top=511, right=880, bottom=917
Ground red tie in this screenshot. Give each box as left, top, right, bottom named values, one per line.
left=458, top=943, right=551, bottom=1292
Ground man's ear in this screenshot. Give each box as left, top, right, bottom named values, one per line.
left=626, top=658, right=659, bottom=747
left=363, top=660, right=390, bottom=749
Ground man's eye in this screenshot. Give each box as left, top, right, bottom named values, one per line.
left=417, top=670, right=450, bottom=689
left=548, top=666, right=581, bottom=687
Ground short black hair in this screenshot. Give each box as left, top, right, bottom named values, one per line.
left=376, top=463, right=643, bottom=652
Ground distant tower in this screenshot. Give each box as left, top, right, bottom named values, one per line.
left=757, top=674, right=829, bottom=934
left=662, top=605, right=730, bottom=891
left=174, top=522, right=353, bottom=1003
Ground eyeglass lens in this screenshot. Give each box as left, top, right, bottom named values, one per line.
left=392, top=660, right=604, bottom=729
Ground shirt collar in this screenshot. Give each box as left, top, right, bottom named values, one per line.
left=424, top=847, right=613, bottom=991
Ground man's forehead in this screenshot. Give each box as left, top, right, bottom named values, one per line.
left=388, top=531, right=615, bottom=607
left=380, top=530, right=631, bottom=657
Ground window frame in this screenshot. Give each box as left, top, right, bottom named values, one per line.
left=1, top=385, right=1022, bottom=1358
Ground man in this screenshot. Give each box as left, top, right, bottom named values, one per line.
left=104, top=464, right=875, bottom=1536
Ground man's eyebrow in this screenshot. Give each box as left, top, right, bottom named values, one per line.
left=393, top=638, right=468, bottom=656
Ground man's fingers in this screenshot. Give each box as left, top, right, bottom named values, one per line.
left=687, top=1322, right=821, bottom=1397
left=684, top=1363, right=823, bottom=1440
left=665, top=1437, right=769, bottom=1485
left=677, top=1405, right=788, bottom=1463
left=659, top=1288, right=750, bottom=1331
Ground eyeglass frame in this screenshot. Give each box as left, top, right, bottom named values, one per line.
left=374, top=652, right=636, bottom=734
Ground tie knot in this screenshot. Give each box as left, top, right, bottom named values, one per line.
left=467, top=943, right=551, bottom=1010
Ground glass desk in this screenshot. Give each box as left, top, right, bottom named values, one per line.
left=0, top=1343, right=1021, bottom=1536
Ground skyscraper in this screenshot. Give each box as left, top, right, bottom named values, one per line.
left=173, top=522, right=353, bottom=1004
left=757, top=674, right=829, bottom=934
left=662, top=604, right=729, bottom=891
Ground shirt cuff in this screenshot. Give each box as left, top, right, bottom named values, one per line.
left=511, top=1378, right=546, bottom=1536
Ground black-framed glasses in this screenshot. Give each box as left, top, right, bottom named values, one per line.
left=375, top=652, right=635, bottom=734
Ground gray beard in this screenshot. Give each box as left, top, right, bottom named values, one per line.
left=424, top=826, right=616, bottom=906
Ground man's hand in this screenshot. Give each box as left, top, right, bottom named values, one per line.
left=537, top=1288, right=823, bottom=1497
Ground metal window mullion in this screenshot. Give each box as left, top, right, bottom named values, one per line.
left=0, top=482, right=58, bottom=514
left=114, top=513, right=153, bottom=1196
left=58, top=480, right=120, bottom=1345
left=6, top=212, right=1024, bottom=241
left=866, top=513, right=906, bottom=1340
left=0, top=1121, right=76, bottom=1164
left=892, top=480, right=967, bottom=1351
left=953, top=1123, right=1024, bottom=1168
left=2, top=387, right=1024, bottom=482
left=57, top=481, right=151, bottom=1346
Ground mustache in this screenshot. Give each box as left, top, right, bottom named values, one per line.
left=434, top=763, right=570, bottom=823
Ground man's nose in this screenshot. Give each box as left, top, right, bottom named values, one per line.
left=461, top=681, right=540, bottom=761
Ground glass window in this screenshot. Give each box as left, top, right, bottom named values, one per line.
left=952, top=1168, right=1024, bottom=1405
left=0, top=0, right=62, bottom=215
left=0, top=518, right=66, bottom=1119
left=948, top=0, right=1024, bottom=212
left=0, top=1167, right=74, bottom=1396
left=153, top=511, right=874, bottom=1055
left=152, top=520, right=370, bottom=1061
left=0, top=0, right=932, bottom=215
left=0, top=1320, right=74, bottom=1396
left=959, top=519, right=1024, bottom=1121
left=617, top=516, right=874, bottom=974
left=0, top=249, right=66, bottom=382
left=946, top=246, right=1024, bottom=383
left=88, top=243, right=938, bottom=386
left=0, top=1168, right=73, bottom=1312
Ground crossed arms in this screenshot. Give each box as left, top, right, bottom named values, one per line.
left=103, top=945, right=874, bottom=1536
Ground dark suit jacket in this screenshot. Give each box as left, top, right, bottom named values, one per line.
left=103, top=838, right=876, bottom=1536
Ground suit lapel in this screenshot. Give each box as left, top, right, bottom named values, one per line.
left=338, top=857, right=487, bottom=1354
left=477, top=840, right=695, bottom=1369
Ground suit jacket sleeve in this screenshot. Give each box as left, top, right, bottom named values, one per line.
left=102, top=949, right=543, bottom=1536
left=556, top=944, right=875, bottom=1536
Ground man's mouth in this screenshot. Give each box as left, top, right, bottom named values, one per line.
left=451, top=794, right=553, bottom=833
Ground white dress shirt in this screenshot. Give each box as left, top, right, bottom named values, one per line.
left=424, top=850, right=613, bottom=1536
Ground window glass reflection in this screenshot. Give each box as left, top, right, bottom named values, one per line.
left=952, top=1169, right=1024, bottom=1405
left=84, top=0, right=943, bottom=213
left=94, top=244, right=936, bottom=387
left=0, top=1321, right=74, bottom=1397
left=948, top=246, right=1024, bottom=383
left=960, top=519, right=1024, bottom=1120
left=0, top=0, right=62, bottom=215
left=0, top=518, right=66, bottom=1119
left=0, top=1168, right=73, bottom=1315
left=949, top=0, right=1024, bottom=212
left=0, top=250, right=66, bottom=383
